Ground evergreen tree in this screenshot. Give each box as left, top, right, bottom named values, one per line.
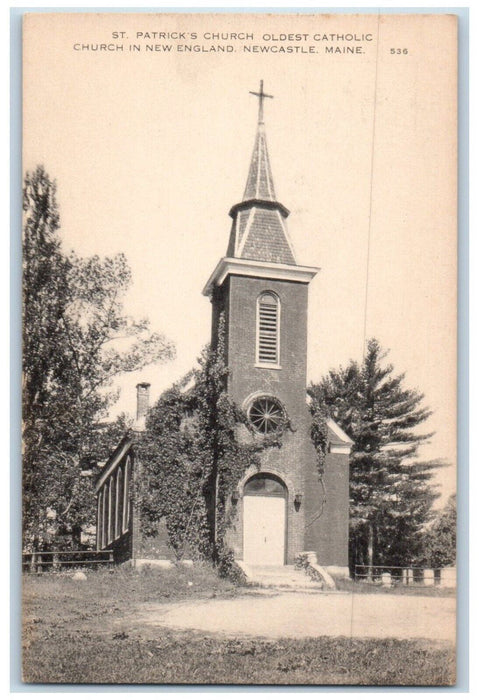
left=309, top=338, right=441, bottom=573
left=423, top=494, right=456, bottom=568
left=22, top=166, right=175, bottom=547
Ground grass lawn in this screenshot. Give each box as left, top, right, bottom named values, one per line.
left=22, top=565, right=455, bottom=686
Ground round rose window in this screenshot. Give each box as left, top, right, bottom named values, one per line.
left=248, top=396, right=285, bottom=435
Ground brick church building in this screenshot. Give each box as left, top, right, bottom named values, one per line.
left=96, top=83, right=352, bottom=577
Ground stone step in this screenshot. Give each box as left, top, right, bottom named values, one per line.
left=241, top=563, right=323, bottom=590
left=252, top=580, right=321, bottom=590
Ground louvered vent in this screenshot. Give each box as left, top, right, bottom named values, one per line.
left=257, top=292, right=279, bottom=364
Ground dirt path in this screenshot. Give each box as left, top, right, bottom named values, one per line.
left=123, top=590, right=456, bottom=642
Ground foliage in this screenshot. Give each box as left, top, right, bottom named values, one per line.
left=309, top=338, right=442, bottom=569
left=294, top=553, right=310, bottom=570
left=136, top=378, right=211, bottom=559
left=216, top=549, right=248, bottom=585
left=294, top=553, right=324, bottom=585
left=137, top=313, right=282, bottom=568
left=309, top=402, right=329, bottom=476
left=422, top=494, right=456, bottom=568
left=22, top=166, right=175, bottom=547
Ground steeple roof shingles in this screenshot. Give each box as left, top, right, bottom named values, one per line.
left=240, top=209, right=296, bottom=265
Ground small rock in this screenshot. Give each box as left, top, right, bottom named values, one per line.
left=72, top=571, right=87, bottom=581
left=187, top=581, right=193, bottom=586
left=112, top=631, right=129, bottom=640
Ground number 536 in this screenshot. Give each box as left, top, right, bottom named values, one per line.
left=390, top=48, right=408, bottom=54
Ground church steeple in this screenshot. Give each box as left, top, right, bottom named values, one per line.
left=226, top=81, right=297, bottom=266
left=203, top=82, right=319, bottom=298
left=243, top=81, right=276, bottom=202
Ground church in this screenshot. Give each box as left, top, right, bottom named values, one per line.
left=95, top=82, right=352, bottom=578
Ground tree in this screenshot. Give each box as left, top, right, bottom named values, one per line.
left=308, top=338, right=441, bottom=573
left=423, top=494, right=456, bottom=568
left=22, top=166, right=175, bottom=547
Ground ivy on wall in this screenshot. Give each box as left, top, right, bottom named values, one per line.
left=309, top=398, right=329, bottom=477
left=136, top=314, right=282, bottom=570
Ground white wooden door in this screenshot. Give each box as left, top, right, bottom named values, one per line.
left=243, top=495, right=285, bottom=566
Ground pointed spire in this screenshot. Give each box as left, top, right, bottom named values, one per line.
left=226, top=81, right=297, bottom=266
left=243, top=124, right=276, bottom=202
left=243, top=81, right=276, bottom=201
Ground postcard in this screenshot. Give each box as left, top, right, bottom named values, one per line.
left=22, top=11, right=457, bottom=686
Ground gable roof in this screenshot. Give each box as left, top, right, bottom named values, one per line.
left=95, top=434, right=133, bottom=491
left=327, top=418, right=353, bottom=446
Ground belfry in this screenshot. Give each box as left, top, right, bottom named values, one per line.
left=203, top=82, right=351, bottom=574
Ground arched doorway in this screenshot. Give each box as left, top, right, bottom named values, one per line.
left=243, top=473, right=287, bottom=566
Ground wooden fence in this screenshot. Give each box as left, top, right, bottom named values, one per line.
left=22, top=550, right=114, bottom=573
left=354, top=564, right=456, bottom=588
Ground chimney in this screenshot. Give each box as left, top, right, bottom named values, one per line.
left=136, top=382, right=151, bottom=423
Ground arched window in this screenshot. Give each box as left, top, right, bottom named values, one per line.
left=244, top=473, right=286, bottom=498
left=123, top=456, right=131, bottom=533
left=116, top=467, right=123, bottom=539
left=256, top=292, right=280, bottom=366
left=102, top=486, right=108, bottom=549
left=97, top=494, right=102, bottom=550
left=108, top=476, right=114, bottom=544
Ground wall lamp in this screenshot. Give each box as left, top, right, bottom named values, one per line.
left=231, top=489, right=240, bottom=505
left=294, top=493, right=303, bottom=511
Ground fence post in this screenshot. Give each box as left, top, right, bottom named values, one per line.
left=37, top=553, right=43, bottom=574
left=423, top=568, right=434, bottom=586
left=108, top=551, right=114, bottom=569
left=29, top=552, right=36, bottom=574
left=381, top=572, right=392, bottom=588
left=52, top=553, right=60, bottom=572
left=413, top=568, right=424, bottom=585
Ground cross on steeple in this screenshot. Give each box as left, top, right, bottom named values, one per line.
left=249, top=80, right=273, bottom=124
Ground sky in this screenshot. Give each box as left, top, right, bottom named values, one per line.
left=23, top=12, right=457, bottom=504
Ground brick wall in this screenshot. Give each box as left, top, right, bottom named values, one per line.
left=304, top=451, right=350, bottom=567
left=225, top=276, right=309, bottom=410
left=109, top=531, right=132, bottom=564
left=133, top=518, right=176, bottom=560
left=210, top=273, right=350, bottom=568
